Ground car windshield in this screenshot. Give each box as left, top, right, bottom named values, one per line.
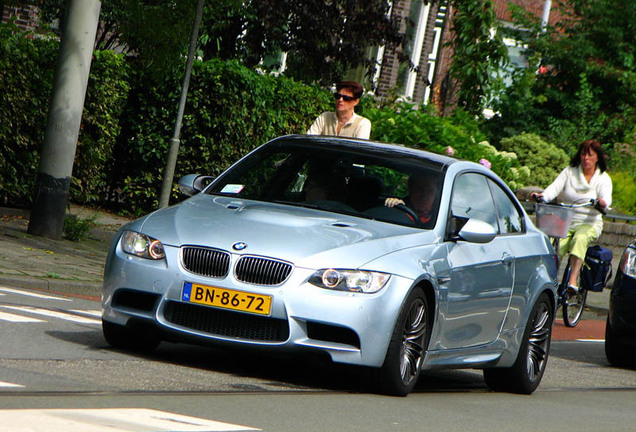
left=206, top=139, right=444, bottom=228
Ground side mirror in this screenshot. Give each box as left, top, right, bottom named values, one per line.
left=177, top=174, right=215, bottom=196
left=458, top=219, right=497, bottom=243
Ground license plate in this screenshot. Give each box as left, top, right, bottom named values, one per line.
left=182, top=282, right=272, bottom=315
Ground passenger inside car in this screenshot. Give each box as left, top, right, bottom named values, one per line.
left=346, top=175, right=384, bottom=211
left=303, top=166, right=346, bottom=205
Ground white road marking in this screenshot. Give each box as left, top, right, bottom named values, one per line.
left=0, top=381, right=24, bottom=388
left=0, top=310, right=44, bottom=323
left=0, top=408, right=259, bottom=431
left=576, top=339, right=605, bottom=343
left=0, top=287, right=72, bottom=301
left=0, top=305, right=100, bottom=325
left=70, top=309, right=102, bottom=318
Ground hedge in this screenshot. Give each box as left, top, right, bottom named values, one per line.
left=110, top=59, right=331, bottom=214
left=0, top=24, right=57, bottom=208
left=1, top=23, right=633, bottom=216
left=0, top=25, right=331, bottom=215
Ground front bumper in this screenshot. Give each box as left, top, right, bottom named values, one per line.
left=102, top=243, right=415, bottom=367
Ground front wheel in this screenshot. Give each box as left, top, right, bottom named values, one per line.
left=562, top=272, right=587, bottom=327
left=484, top=292, right=553, bottom=394
left=376, top=288, right=430, bottom=396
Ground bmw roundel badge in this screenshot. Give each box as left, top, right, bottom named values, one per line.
left=232, top=242, right=247, bottom=251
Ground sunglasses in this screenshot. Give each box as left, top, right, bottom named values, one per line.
left=333, top=93, right=356, bottom=102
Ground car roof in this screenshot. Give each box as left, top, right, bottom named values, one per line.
left=266, top=135, right=458, bottom=172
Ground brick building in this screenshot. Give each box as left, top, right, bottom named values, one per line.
left=1, top=2, right=39, bottom=31
left=374, top=0, right=563, bottom=113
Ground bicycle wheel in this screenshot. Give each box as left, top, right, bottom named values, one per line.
left=562, top=267, right=587, bottom=327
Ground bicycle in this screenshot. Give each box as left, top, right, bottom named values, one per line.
left=533, top=198, right=607, bottom=327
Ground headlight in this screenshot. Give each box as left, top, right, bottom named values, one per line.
left=120, top=230, right=165, bottom=260
left=620, top=246, right=636, bottom=278
left=309, top=269, right=390, bottom=293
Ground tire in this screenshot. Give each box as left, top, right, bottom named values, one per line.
left=484, top=292, right=553, bottom=394
left=102, top=319, right=161, bottom=353
left=562, top=269, right=587, bottom=327
left=376, top=288, right=429, bottom=396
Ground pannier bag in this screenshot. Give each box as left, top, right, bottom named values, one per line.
left=581, top=245, right=613, bottom=292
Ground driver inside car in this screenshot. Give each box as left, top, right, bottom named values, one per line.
left=384, top=172, right=438, bottom=225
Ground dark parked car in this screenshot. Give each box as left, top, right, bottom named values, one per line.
left=606, top=240, right=636, bottom=366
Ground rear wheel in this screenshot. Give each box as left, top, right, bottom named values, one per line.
left=102, top=319, right=161, bottom=353
left=563, top=268, right=587, bottom=327
left=376, top=288, right=429, bottom=396
left=484, top=292, right=553, bottom=394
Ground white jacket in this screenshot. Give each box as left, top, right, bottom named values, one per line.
left=542, top=165, right=612, bottom=236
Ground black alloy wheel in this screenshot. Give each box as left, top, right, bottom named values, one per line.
left=484, top=292, right=553, bottom=394
left=377, top=287, right=429, bottom=396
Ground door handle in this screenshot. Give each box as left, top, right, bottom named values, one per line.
left=501, top=253, right=514, bottom=264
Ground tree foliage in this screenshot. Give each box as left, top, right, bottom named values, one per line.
left=446, top=0, right=509, bottom=116
left=198, top=0, right=402, bottom=84
left=485, top=0, right=636, bottom=154
left=38, top=0, right=198, bottom=77
left=37, top=0, right=402, bottom=85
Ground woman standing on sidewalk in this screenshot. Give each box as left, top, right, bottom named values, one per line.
left=531, top=140, right=612, bottom=293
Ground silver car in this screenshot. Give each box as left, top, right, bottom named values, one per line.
left=102, top=135, right=558, bottom=396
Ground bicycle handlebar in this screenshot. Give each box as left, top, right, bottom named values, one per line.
left=532, top=196, right=606, bottom=215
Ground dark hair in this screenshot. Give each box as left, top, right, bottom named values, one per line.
left=408, top=171, right=437, bottom=190
left=336, top=81, right=364, bottom=99
left=570, top=140, right=607, bottom=172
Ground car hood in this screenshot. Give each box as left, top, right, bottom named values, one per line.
left=131, top=194, right=437, bottom=269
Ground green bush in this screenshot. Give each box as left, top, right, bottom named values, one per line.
left=367, top=103, right=476, bottom=153
left=63, top=214, right=94, bottom=241
left=366, top=104, right=530, bottom=190
left=499, top=133, right=569, bottom=188
left=0, top=24, right=131, bottom=211
left=71, top=50, right=130, bottom=206
left=111, top=59, right=331, bottom=215
left=0, top=25, right=334, bottom=215
left=3, top=23, right=630, bottom=217
left=0, top=23, right=57, bottom=208
left=610, top=171, right=636, bottom=215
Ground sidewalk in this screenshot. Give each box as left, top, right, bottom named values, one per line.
left=0, top=206, right=131, bottom=299
left=0, top=205, right=612, bottom=312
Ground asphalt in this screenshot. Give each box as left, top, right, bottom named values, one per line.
left=0, top=205, right=612, bottom=314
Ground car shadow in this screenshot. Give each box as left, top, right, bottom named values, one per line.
left=48, top=329, right=489, bottom=394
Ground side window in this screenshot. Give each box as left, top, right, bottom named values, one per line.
left=488, top=179, right=524, bottom=234
left=450, top=173, right=498, bottom=229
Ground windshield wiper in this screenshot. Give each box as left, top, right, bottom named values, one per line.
left=272, top=200, right=321, bottom=210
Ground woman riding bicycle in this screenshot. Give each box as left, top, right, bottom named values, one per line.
left=531, top=140, right=612, bottom=294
